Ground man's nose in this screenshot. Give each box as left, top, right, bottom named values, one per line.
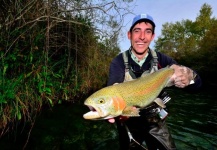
left=139, top=32, right=145, bottom=40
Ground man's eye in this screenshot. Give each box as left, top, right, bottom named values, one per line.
left=145, top=30, right=152, bottom=34
left=134, top=30, right=139, bottom=32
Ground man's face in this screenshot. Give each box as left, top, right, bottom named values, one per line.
left=128, top=22, right=155, bottom=54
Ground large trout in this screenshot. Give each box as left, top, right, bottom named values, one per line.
left=83, top=67, right=174, bottom=120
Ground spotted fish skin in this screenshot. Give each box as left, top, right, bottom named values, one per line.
left=83, top=67, right=174, bottom=120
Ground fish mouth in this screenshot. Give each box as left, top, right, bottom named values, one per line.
left=83, top=105, right=115, bottom=120
left=88, top=105, right=96, bottom=111
left=83, top=105, right=102, bottom=120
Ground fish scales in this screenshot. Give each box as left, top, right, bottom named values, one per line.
left=113, top=68, right=174, bottom=107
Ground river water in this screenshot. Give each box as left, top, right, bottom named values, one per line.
left=0, top=88, right=216, bottom=150
left=166, top=88, right=217, bottom=150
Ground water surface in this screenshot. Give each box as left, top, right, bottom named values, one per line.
left=0, top=88, right=216, bottom=150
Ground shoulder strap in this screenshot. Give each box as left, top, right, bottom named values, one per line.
left=122, top=51, right=136, bottom=80
left=149, top=49, right=159, bottom=73
left=122, top=51, right=130, bottom=70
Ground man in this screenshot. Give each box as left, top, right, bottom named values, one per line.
left=107, top=14, right=202, bottom=150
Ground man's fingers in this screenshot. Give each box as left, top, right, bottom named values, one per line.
left=108, top=118, right=115, bottom=123
left=108, top=116, right=130, bottom=123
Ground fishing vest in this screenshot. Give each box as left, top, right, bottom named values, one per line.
left=122, top=49, right=159, bottom=82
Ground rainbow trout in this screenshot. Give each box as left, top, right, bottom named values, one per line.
left=83, top=67, right=174, bottom=120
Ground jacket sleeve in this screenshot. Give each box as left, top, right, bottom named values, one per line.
left=185, top=70, right=202, bottom=92
left=107, top=54, right=125, bottom=86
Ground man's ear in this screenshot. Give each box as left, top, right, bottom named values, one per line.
left=151, top=33, right=155, bottom=40
left=152, top=34, right=155, bottom=40
left=127, top=31, right=131, bottom=40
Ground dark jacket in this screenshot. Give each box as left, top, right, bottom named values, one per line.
left=107, top=49, right=202, bottom=91
left=107, top=49, right=202, bottom=150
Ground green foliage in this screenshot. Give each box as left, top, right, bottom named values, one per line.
left=0, top=0, right=124, bottom=132
left=194, top=20, right=217, bottom=85
left=154, top=3, right=217, bottom=85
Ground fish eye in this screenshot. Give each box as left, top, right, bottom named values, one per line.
left=98, top=98, right=105, bottom=104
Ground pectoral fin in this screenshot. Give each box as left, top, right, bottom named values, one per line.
left=122, top=106, right=140, bottom=117
left=154, top=98, right=166, bottom=108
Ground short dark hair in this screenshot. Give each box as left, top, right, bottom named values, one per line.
left=129, top=19, right=155, bottom=34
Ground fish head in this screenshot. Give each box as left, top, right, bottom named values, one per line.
left=83, top=88, right=126, bottom=120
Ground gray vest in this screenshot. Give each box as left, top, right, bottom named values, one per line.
left=122, top=49, right=159, bottom=82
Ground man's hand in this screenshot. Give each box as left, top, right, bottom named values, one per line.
left=108, top=116, right=129, bottom=123
left=170, top=64, right=194, bottom=88
left=108, top=118, right=115, bottom=123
